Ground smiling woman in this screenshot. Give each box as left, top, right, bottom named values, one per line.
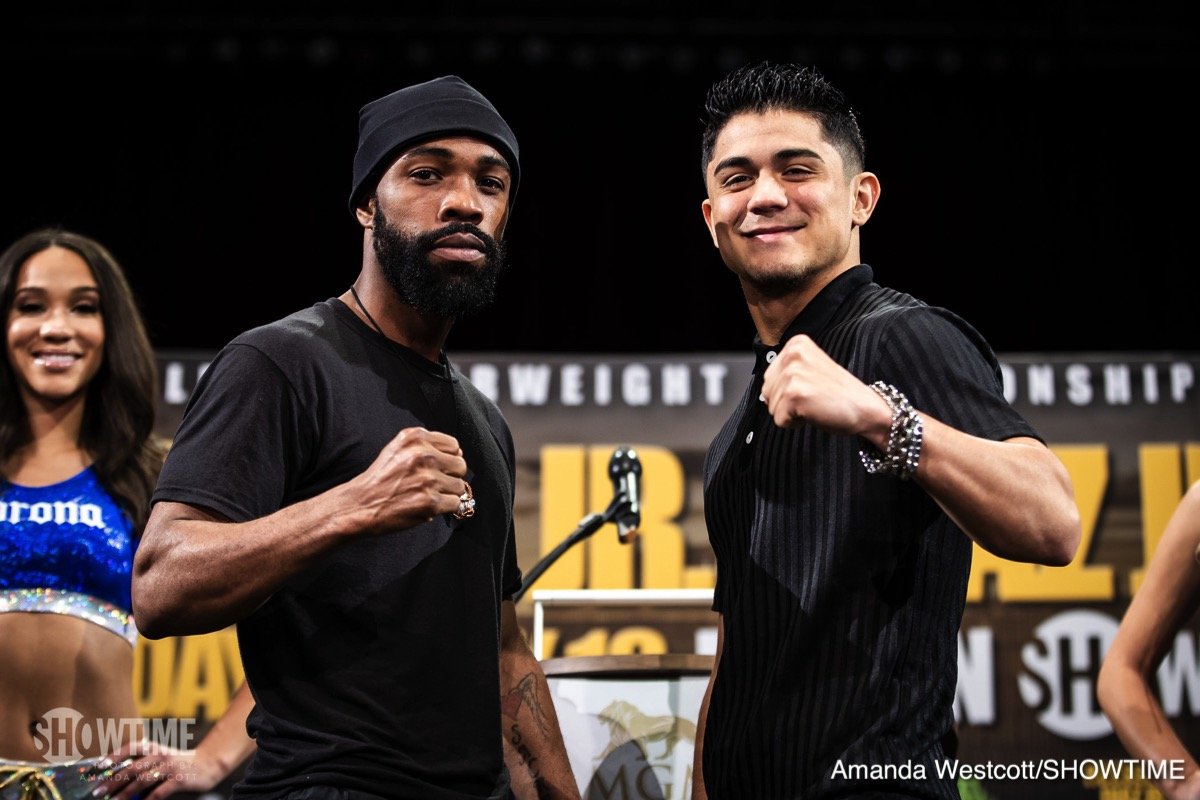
left=5, top=245, right=106, bottom=410
left=0, top=228, right=255, bottom=800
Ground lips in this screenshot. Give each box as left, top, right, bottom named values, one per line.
left=742, top=225, right=802, bottom=238
left=32, top=351, right=81, bottom=369
left=428, top=232, right=488, bottom=264
left=432, top=233, right=485, bottom=252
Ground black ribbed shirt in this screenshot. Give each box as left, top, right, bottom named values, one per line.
left=701, top=264, right=1038, bottom=799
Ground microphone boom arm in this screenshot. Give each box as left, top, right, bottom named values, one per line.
left=511, top=488, right=636, bottom=604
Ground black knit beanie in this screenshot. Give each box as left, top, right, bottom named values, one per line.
left=348, top=75, right=520, bottom=216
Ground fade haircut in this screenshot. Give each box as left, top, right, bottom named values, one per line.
left=700, top=61, right=866, bottom=180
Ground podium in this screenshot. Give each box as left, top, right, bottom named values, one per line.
left=542, top=653, right=714, bottom=800
left=530, top=588, right=717, bottom=659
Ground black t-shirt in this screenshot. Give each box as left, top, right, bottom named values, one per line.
left=153, top=299, right=522, bottom=800
left=702, top=265, right=1038, bottom=799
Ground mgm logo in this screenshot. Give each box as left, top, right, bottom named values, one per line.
left=585, top=700, right=698, bottom=800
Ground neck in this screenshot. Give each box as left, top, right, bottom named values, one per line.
left=4, top=396, right=90, bottom=482
left=26, top=393, right=86, bottom=445
left=741, top=260, right=857, bottom=345
left=745, top=295, right=809, bottom=347
left=341, top=271, right=452, bottom=363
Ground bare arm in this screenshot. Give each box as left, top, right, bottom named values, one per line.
left=186, top=681, right=258, bottom=786
left=909, top=422, right=1077, bottom=565
left=691, top=614, right=723, bottom=800
left=133, top=427, right=469, bottom=638
left=760, top=334, right=1080, bottom=566
left=498, top=601, right=580, bottom=800
left=1098, top=482, right=1200, bottom=800
left=96, top=680, right=257, bottom=800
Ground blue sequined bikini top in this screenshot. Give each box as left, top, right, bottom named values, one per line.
left=0, top=467, right=137, bottom=645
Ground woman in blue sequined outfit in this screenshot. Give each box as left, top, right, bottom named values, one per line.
left=0, top=228, right=254, bottom=800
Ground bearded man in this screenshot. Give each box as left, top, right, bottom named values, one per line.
left=133, top=75, right=579, bottom=800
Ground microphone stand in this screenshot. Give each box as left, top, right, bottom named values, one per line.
left=511, top=490, right=635, bottom=603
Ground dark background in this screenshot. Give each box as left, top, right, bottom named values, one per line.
left=4, top=3, right=1196, bottom=356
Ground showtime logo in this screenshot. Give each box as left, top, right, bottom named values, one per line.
left=30, top=708, right=196, bottom=764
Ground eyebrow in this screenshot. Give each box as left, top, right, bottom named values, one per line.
left=403, top=145, right=511, bottom=175
left=13, top=285, right=99, bottom=295
left=711, top=148, right=824, bottom=177
left=478, top=154, right=511, bottom=174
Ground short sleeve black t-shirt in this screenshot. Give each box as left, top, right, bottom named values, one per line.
left=152, top=299, right=521, bottom=800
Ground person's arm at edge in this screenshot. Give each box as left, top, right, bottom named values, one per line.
left=133, top=428, right=467, bottom=638
left=498, top=600, right=580, bottom=800
left=95, top=681, right=257, bottom=800
left=691, top=614, right=723, bottom=800
left=184, top=680, right=257, bottom=790
left=1098, top=482, right=1200, bottom=800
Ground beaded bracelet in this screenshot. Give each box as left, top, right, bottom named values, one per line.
left=858, top=381, right=924, bottom=480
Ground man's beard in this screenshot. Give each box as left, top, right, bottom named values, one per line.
left=373, top=205, right=507, bottom=317
left=744, top=271, right=808, bottom=300
left=738, top=257, right=829, bottom=300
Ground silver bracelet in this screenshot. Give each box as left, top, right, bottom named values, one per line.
left=858, top=381, right=924, bottom=480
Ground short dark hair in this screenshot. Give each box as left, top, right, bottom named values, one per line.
left=700, top=61, right=866, bottom=179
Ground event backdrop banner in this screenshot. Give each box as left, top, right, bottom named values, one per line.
left=144, top=350, right=1199, bottom=800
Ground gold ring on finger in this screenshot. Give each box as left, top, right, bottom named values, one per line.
left=453, top=481, right=476, bottom=519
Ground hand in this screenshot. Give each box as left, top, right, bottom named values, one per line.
left=760, top=334, right=889, bottom=441
left=349, top=426, right=470, bottom=534
left=89, top=740, right=231, bottom=800
left=1168, top=770, right=1200, bottom=800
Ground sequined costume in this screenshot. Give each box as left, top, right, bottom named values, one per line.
left=0, top=757, right=121, bottom=800
left=0, top=467, right=136, bottom=646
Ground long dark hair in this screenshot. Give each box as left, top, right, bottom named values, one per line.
left=0, top=227, right=163, bottom=532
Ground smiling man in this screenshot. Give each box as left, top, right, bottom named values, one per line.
left=690, top=62, right=1082, bottom=799
left=132, top=76, right=578, bottom=800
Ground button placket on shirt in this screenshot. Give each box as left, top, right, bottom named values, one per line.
left=758, top=350, right=777, bottom=405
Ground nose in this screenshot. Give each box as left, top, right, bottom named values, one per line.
left=747, top=174, right=788, bottom=214
left=39, top=311, right=72, bottom=340
left=438, top=176, right=485, bottom=225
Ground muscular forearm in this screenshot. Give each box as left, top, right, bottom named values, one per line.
left=758, top=337, right=1080, bottom=566
left=132, top=488, right=362, bottom=637
left=134, top=427, right=469, bottom=638
left=499, top=648, right=579, bottom=799
left=912, top=418, right=1080, bottom=565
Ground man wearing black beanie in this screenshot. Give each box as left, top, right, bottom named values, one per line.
left=133, top=76, right=581, bottom=800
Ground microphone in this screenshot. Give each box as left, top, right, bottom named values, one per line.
left=608, top=446, right=642, bottom=543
